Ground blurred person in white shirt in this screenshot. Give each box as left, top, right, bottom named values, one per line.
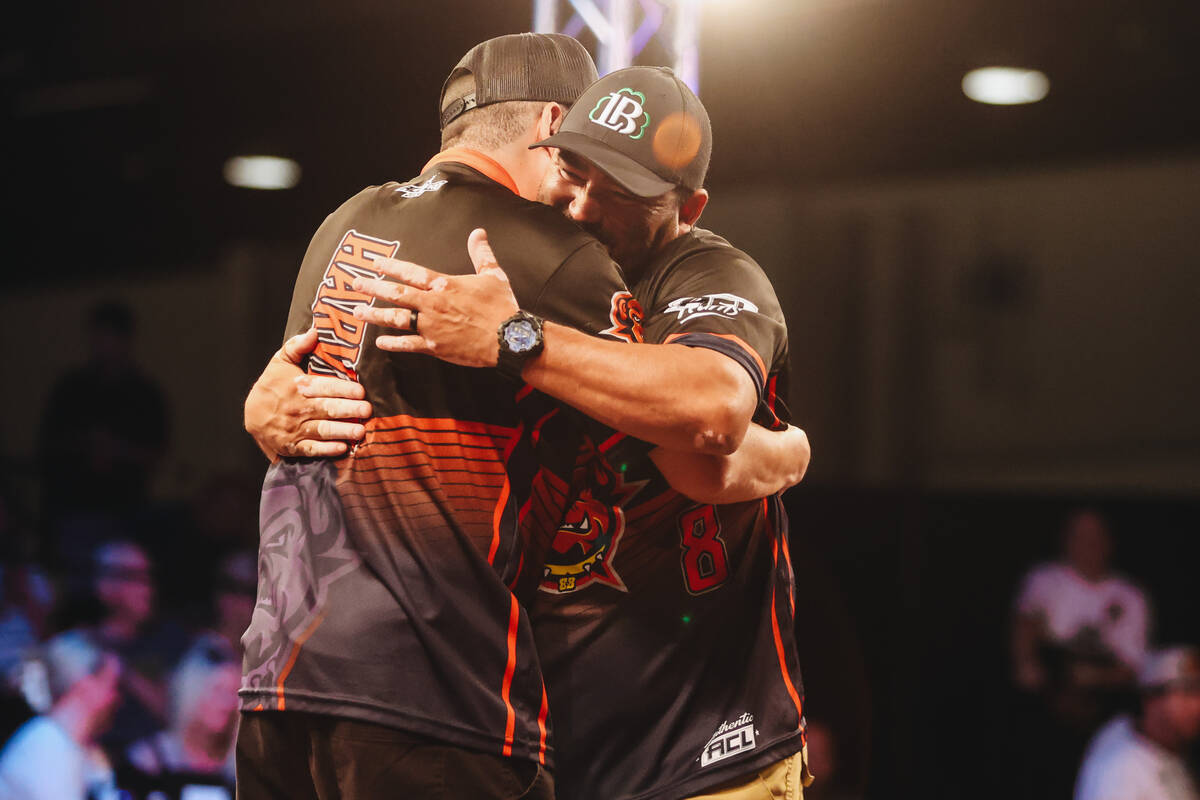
left=1009, top=508, right=1153, bottom=799
left=0, top=630, right=121, bottom=800
left=1075, top=646, right=1200, bottom=800
left=1013, top=509, right=1149, bottom=702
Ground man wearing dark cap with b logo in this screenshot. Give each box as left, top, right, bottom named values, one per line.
left=532, top=66, right=810, bottom=800
left=237, top=38, right=809, bottom=800
left=352, top=66, right=812, bottom=800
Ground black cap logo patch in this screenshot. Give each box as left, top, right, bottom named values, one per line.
left=588, top=88, right=650, bottom=139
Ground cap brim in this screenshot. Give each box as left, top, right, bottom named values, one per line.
left=532, top=131, right=676, bottom=198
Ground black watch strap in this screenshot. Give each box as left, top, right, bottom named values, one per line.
left=496, top=310, right=545, bottom=381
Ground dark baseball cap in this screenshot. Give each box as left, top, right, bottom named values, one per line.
left=532, top=66, right=712, bottom=197
left=439, top=33, right=599, bottom=130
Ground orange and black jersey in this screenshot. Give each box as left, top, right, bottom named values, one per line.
left=530, top=228, right=803, bottom=800
left=239, top=151, right=640, bottom=768
left=632, top=227, right=789, bottom=424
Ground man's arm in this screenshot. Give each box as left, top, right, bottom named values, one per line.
left=244, top=328, right=372, bottom=463
left=524, top=323, right=755, bottom=454
left=244, top=355, right=809, bottom=501
left=1011, top=611, right=1048, bottom=690
left=650, top=424, right=810, bottom=505
left=352, top=229, right=755, bottom=455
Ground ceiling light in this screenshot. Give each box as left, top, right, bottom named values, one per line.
left=223, top=155, right=301, bottom=190
left=962, top=67, right=1050, bottom=106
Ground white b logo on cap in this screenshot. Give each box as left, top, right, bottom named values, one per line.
left=589, top=88, right=650, bottom=139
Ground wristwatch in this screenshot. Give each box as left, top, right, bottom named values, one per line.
left=496, top=310, right=545, bottom=380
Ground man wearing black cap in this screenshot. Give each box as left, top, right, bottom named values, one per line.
left=321, top=66, right=811, bottom=800
left=237, top=38, right=808, bottom=800
left=235, top=34, right=633, bottom=800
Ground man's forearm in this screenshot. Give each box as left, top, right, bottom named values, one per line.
left=522, top=321, right=757, bottom=455
left=244, top=358, right=302, bottom=465
left=351, top=244, right=759, bottom=454
left=1012, top=614, right=1047, bottom=689
left=651, top=424, right=810, bottom=504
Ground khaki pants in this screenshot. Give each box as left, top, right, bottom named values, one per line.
left=685, top=747, right=814, bottom=800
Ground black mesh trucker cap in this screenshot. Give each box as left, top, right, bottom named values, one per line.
left=531, top=66, right=712, bottom=197
left=439, top=33, right=599, bottom=130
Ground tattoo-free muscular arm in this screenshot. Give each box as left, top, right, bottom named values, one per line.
left=524, top=322, right=756, bottom=454
left=650, top=424, right=810, bottom=504
left=353, top=229, right=756, bottom=455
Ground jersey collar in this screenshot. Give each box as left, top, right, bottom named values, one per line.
left=423, top=148, right=520, bottom=196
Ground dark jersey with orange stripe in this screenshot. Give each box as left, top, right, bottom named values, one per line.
left=238, top=151, right=642, bottom=768
left=529, top=228, right=804, bottom=800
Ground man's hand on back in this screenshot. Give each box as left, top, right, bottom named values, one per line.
left=244, top=328, right=372, bottom=462
left=353, top=228, right=517, bottom=367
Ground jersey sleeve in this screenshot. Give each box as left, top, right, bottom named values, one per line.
left=642, top=246, right=789, bottom=425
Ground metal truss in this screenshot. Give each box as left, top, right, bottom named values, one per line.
left=533, top=0, right=702, bottom=94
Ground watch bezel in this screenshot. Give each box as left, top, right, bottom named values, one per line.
left=496, top=310, right=545, bottom=380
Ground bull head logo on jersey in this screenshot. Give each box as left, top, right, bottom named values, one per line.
left=602, top=291, right=645, bottom=343
left=540, top=447, right=644, bottom=594
left=589, top=88, right=651, bottom=140
left=542, top=490, right=623, bottom=594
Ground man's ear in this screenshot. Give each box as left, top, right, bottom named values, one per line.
left=679, top=188, right=709, bottom=231
left=537, top=102, right=566, bottom=140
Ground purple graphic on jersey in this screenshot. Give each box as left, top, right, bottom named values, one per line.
left=241, top=460, right=360, bottom=692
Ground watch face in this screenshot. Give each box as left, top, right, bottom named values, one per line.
left=503, top=320, right=538, bottom=353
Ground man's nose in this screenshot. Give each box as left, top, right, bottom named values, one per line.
left=568, top=189, right=602, bottom=222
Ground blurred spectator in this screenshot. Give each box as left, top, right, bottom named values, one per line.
left=117, top=636, right=239, bottom=799
left=0, top=680, right=34, bottom=755
left=0, top=477, right=37, bottom=568
left=1013, top=508, right=1149, bottom=701
left=37, top=300, right=170, bottom=563
left=0, top=560, right=54, bottom=683
left=0, top=630, right=121, bottom=799
left=89, top=540, right=189, bottom=752
left=0, top=483, right=54, bottom=682
left=1074, top=646, right=1200, bottom=800
left=206, top=550, right=256, bottom=657
left=148, top=474, right=259, bottom=624
left=1010, top=508, right=1152, bottom=798
left=190, top=474, right=259, bottom=551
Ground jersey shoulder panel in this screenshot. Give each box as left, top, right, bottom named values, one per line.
left=639, top=227, right=785, bottom=323
left=637, top=228, right=788, bottom=399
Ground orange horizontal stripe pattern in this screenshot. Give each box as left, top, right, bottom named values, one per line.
left=367, top=413, right=518, bottom=438
left=351, top=457, right=506, bottom=480
left=339, top=414, right=521, bottom=551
